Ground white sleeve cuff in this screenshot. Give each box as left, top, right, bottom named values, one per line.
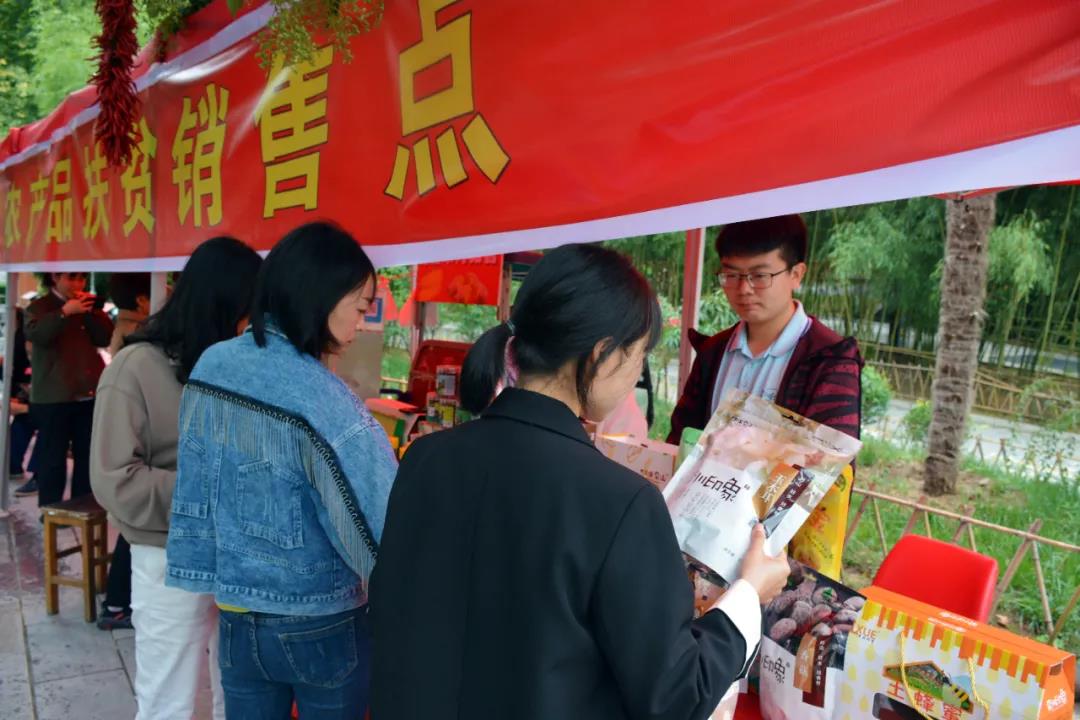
left=714, top=578, right=762, bottom=672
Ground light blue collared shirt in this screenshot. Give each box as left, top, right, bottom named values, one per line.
left=710, top=301, right=811, bottom=413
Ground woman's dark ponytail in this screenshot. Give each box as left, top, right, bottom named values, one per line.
left=461, top=322, right=514, bottom=414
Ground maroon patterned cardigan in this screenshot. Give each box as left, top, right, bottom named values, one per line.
left=667, top=317, right=864, bottom=445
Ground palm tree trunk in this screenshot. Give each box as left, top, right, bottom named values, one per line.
left=924, top=195, right=996, bottom=496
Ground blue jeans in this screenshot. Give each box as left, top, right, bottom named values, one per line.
left=218, top=607, right=370, bottom=720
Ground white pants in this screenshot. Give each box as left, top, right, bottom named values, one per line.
left=131, top=544, right=225, bottom=720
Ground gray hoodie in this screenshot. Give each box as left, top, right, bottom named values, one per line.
left=90, top=342, right=180, bottom=547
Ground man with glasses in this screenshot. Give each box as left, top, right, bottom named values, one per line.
left=21, top=272, right=113, bottom=508
left=668, top=215, right=862, bottom=445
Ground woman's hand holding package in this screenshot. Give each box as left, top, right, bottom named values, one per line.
left=736, top=523, right=790, bottom=604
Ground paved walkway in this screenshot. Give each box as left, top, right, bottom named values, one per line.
left=0, top=492, right=215, bottom=719
left=872, top=399, right=1080, bottom=480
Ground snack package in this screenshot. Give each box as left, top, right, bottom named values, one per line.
left=757, top=559, right=865, bottom=720
left=595, top=435, right=678, bottom=492
left=662, top=390, right=861, bottom=585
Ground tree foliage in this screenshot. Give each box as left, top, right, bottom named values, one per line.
left=256, top=0, right=382, bottom=69
left=608, top=188, right=1078, bottom=378
left=30, top=0, right=99, bottom=121
left=985, top=212, right=1051, bottom=366
left=0, top=0, right=385, bottom=138
left=0, top=0, right=38, bottom=134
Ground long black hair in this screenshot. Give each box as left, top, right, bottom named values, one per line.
left=126, top=236, right=262, bottom=383
left=251, top=221, right=376, bottom=358
left=461, top=244, right=661, bottom=414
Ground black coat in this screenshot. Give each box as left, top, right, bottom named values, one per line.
left=370, top=388, right=748, bottom=720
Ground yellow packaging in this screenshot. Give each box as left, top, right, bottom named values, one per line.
left=788, top=464, right=853, bottom=581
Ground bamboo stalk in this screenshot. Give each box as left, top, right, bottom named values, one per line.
left=990, top=520, right=1043, bottom=618
left=1049, top=583, right=1080, bottom=644
left=901, top=495, right=929, bottom=537
left=872, top=499, right=889, bottom=557
left=852, top=488, right=1080, bottom=553
left=1034, top=185, right=1074, bottom=371
left=1030, top=541, right=1054, bottom=631
left=845, top=491, right=872, bottom=553
left=950, top=504, right=972, bottom=544
left=950, top=522, right=968, bottom=543
left=1056, top=260, right=1080, bottom=354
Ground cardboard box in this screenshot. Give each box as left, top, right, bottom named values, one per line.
left=838, top=586, right=1074, bottom=720
left=596, top=434, right=678, bottom=492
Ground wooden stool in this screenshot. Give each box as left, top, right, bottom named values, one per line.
left=42, top=495, right=111, bottom=623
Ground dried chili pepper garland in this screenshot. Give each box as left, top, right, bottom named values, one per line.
left=92, top=0, right=140, bottom=168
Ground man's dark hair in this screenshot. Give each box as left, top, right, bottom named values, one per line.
left=251, top=221, right=376, bottom=359
left=108, top=273, right=152, bottom=312
left=715, top=214, right=808, bottom=267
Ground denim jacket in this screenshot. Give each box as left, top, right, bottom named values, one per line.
left=165, top=324, right=396, bottom=615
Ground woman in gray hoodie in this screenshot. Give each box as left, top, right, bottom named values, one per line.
left=90, top=237, right=262, bottom=720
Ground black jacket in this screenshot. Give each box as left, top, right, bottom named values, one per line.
left=370, top=388, right=748, bottom=720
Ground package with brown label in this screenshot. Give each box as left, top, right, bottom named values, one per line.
left=757, top=559, right=865, bottom=719
left=662, top=390, right=861, bottom=585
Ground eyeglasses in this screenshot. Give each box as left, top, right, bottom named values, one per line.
left=716, top=268, right=790, bottom=289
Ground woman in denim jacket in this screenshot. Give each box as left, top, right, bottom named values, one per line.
left=166, top=222, right=396, bottom=719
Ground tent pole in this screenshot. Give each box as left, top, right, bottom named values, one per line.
left=149, top=272, right=168, bottom=313
left=678, top=229, right=705, bottom=396
left=0, top=272, right=18, bottom=514
left=497, top=259, right=512, bottom=323
left=409, top=265, right=424, bottom=357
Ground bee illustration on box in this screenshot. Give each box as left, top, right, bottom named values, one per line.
left=876, top=661, right=985, bottom=719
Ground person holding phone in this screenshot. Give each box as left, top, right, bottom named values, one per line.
left=24, top=272, right=113, bottom=509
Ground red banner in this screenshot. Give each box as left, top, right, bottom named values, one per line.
left=416, top=255, right=502, bottom=305
left=0, top=0, right=1078, bottom=270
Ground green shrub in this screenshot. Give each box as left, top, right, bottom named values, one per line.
left=861, top=365, right=892, bottom=427
left=901, top=400, right=932, bottom=448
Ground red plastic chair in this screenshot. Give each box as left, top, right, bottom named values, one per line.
left=872, top=535, right=999, bottom=622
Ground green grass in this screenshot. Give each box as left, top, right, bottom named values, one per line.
left=843, top=441, right=1080, bottom=654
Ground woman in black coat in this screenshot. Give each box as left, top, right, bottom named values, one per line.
left=370, top=244, right=789, bottom=720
